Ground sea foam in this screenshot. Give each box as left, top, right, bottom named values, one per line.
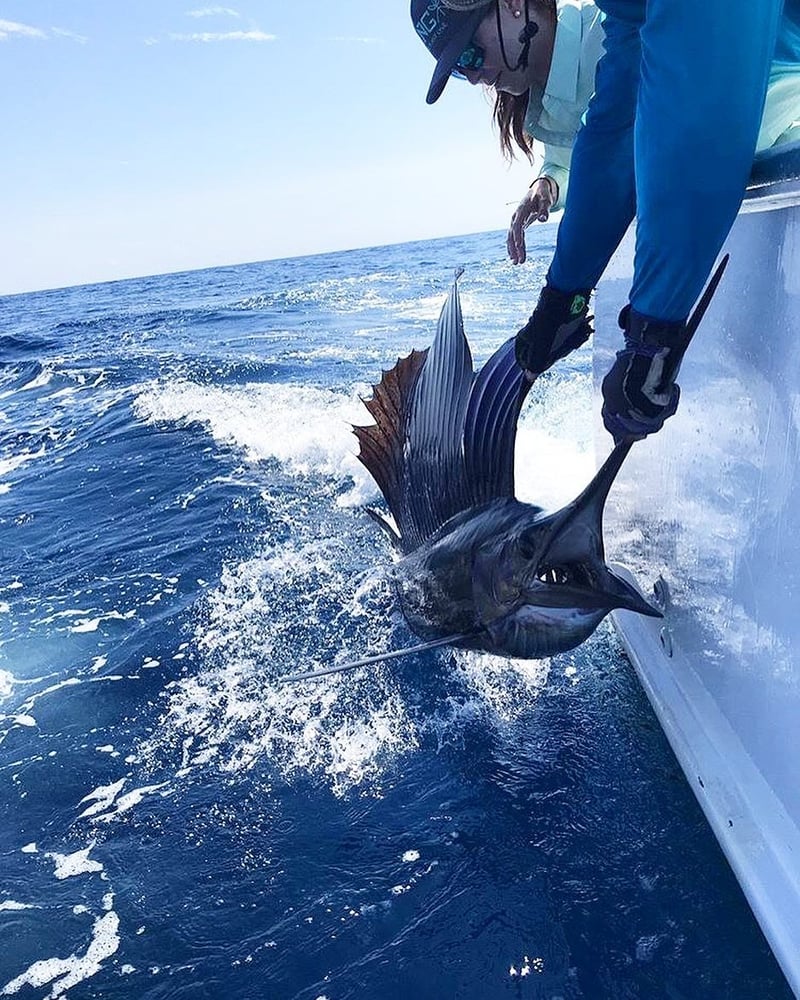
left=133, top=379, right=378, bottom=505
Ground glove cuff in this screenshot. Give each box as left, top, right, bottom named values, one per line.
left=515, top=284, right=594, bottom=376
left=619, top=306, right=688, bottom=351
left=539, top=283, right=592, bottom=323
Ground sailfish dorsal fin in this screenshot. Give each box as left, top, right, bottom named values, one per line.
left=354, top=274, right=534, bottom=552
left=353, top=347, right=428, bottom=542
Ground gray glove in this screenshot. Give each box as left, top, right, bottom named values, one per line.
left=601, top=305, right=688, bottom=442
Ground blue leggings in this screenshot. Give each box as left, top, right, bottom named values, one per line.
left=548, top=0, right=795, bottom=322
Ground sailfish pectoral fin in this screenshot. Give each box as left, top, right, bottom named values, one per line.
left=363, top=506, right=402, bottom=548
left=463, top=337, right=534, bottom=505
left=354, top=273, right=482, bottom=553
left=404, top=271, right=476, bottom=545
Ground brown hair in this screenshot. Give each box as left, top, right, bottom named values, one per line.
left=492, top=90, right=534, bottom=162
left=491, top=0, right=556, bottom=162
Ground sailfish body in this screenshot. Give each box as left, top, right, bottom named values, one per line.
left=354, top=274, right=660, bottom=660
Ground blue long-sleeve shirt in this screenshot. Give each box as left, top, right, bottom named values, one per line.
left=547, top=0, right=800, bottom=322
left=526, top=1, right=800, bottom=211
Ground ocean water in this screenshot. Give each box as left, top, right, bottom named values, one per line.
left=0, top=228, right=791, bottom=1000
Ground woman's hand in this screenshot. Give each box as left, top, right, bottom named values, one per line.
left=506, top=176, right=558, bottom=265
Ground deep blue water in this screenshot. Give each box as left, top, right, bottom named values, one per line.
left=0, top=229, right=791, bottom=999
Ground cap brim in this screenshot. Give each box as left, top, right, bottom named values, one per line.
left=425, top=7, right=486, bottom=104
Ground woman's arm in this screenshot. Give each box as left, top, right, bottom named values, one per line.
left=538, top=150, right=571, bottom=212
left=507, top=177, right=558, bottom=265
left=506, top=146, right=571, bottom=265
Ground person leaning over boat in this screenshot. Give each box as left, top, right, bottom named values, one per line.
left=494, top=0, right=604, bottom=266
left=412, top=0, right=605, bottom=263
left=414, top=0, right=800, bottom=266
left=498, top=3, right=800, bottom=266
left=411, top=0, right=800, bottom=441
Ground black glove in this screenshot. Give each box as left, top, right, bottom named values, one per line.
left=515, top=283, right=593, bottom=377
left=601, top=305, right=689, bottom=442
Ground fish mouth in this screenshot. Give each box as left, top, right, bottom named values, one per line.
left=514, top=439, right=663, bottom=620
left=521, top=570, right=662, bottom=618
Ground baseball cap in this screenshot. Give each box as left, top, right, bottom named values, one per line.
left=410, top=0, right=494, bottom=104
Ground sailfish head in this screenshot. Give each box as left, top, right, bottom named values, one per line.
left=475, top=441, right=660, bottom=658
left=523, top=441, right=659, bottom=613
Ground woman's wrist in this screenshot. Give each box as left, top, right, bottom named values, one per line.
left=532, top=174, right=558, bottom=203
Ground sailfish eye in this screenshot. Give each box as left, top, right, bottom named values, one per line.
left=537, top=565, right=570, bottom=585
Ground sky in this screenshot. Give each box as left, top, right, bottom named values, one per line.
left=0, top=2, right=542, bottom=295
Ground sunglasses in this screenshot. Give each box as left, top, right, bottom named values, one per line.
left=452, top=40, right=485, bottom=79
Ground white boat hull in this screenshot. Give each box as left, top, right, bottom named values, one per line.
left=594, top=142, right=800, bottom=997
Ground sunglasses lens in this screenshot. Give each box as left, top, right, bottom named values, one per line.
left=455, top=42, right=485, bottom=72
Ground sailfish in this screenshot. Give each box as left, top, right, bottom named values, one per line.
left=282, top=261, right=726, bottom=683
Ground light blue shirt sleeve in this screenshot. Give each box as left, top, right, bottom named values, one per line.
left=538, top=144, right=573, bottom=210
left=526, top=4, right=606, bottom=212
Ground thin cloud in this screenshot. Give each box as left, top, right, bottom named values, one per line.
left=187, top=6, right=241, bottom=17
left=168, top=30, right=276, bottom=42
left=0, top=19, right=46, bottom=41
left=51, top=27, right=89, bottom=44
left=329, top=36, right=385, bottom=44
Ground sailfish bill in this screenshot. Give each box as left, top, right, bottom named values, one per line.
left=278, top=632, right=480, bottom=684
